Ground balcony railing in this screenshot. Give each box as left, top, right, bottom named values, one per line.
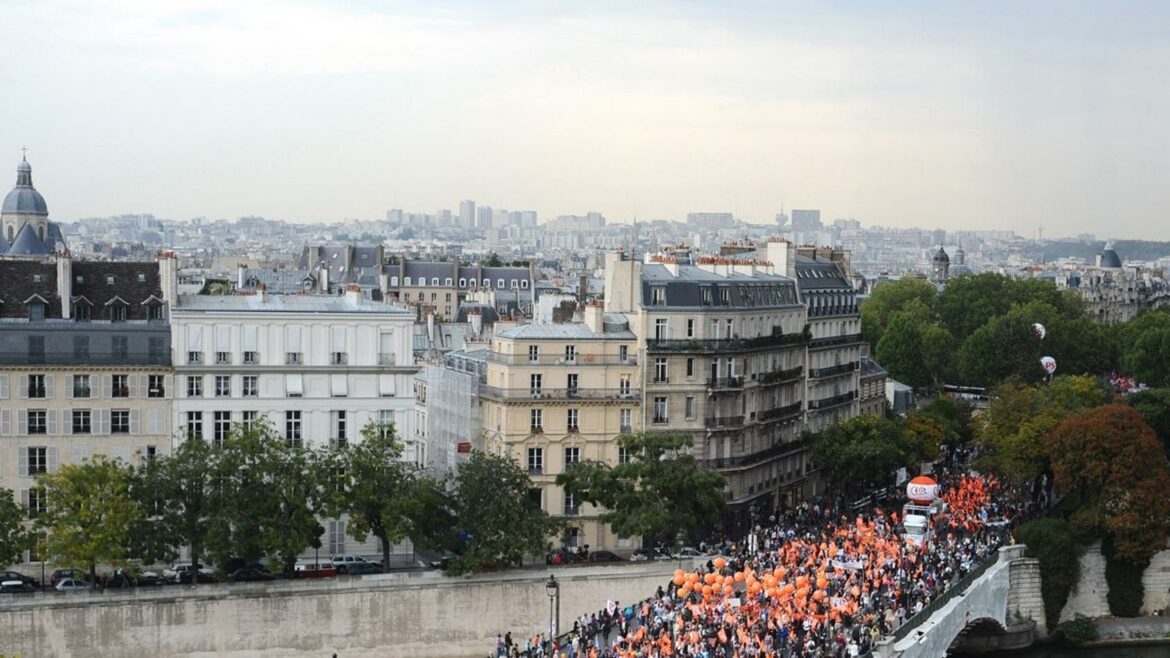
left=808, top=304, right=859, bottom=318
left=563, top=506, right=580, bottom=517
left=808, top=333, right=864, bottom=349
left=378, top=353, right=397, bottom=365
left=704, top=415, right=745, bottom=428
left=809, top=363, right=857, bottom=379
left=759, top=366, right=803, bottom=385
left=808, top=390, right=857, bottom=409
left=0, top=351, right=172, bottom=366
left=759, top=402, right=803, bottom=421
left=709, top=438, right=810, bottom=470
left=647, top=328, right=811, bottom=353
left=481, top=387, right=641, bottom=401
left=706, top=376, right=744, bottom=390
left=486, top=352, right=637, bottom=366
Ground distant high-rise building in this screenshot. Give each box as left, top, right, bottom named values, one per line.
left=791, top=209, right=822, bottom=231
left=476, top=206, right=493, bottom=229
left=386, top=209, right=404, bottom=225
left=436, top=209, right=453, bottom=228
left=459, top=200, right=476, bottom=228
left=686, top=212, right=733, bottom=229
left=931, top=229, right=946, bottom=247
left=775, top=212, right=789, bottom=228
left=521, top=211, right=538, bottom=228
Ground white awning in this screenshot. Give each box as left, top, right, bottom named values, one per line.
left=285, top=374, right=303, bottom=396
left=286, top=326, right=302, bottom=352
left=378, top=374, right=396, bottom=397
left=187, top=324, right=203, bottom=350
left=216, top=325, right=230, bottom=352
left=331, top=374, right=348, bottom=397
left=243, top=325, right=258, bottom=351
left=331, top=326, right=347, bottom=352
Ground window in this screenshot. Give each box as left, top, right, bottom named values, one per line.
left=285, top=411, right=302, bottom=448
left=110, top=303, right=127, bottom=322
left=111, top=410, right=130, bottom=434
left=619, top=345, right=629, bottom=363
left=720, top=288, right=730, bottom=305
left=112, top=336, right=128, bottom=359
left=651, top=287, right=665, bottom=305
left=653, top=396, right=668, bottom=423
left=74, top=303, right=91, bottom=321
left=241, top=410, right=257, bottom=431
left=404, top=276, right=411, bottom=286
left=528, top=345, right=540, bottom=363
left=242, top=375, right=258, bottom=397
left=686, top=358, right=695, bottom=378
left=332, top=410, right=348, bottom=447
left=188, top=351, right=203, bottom=365
left=564, top=490, right=579, bottom=516
left=701, top=288, right=712, bottom=306
left=186, top=376, right=203, bottom=397
left=28, top=374, right=46, bottom=398
left=520, top=279, right=529, bottom=289
left=620, top=408, right=632, bottom=433
left=72, top=409, right=91, bottom=434
left=212, top=411, right=230, bottom=446
left=147, top=303, right=165, bottom=321
left=26, top=448, right=47, bottom=475
left=654, top=358, right=668, bottom=383
left=243, top=351, right=258, bottom=364
left=286, top=352, right=302, bottom=365
left=564, top=345, right=576, bottom=363
left=567, top=409, right=579, bottom=432
left=26, top=488, right=46, bottom=518
left=725, top=318, right=734, bottom=337
left=144, top=445, right=157, bottom=462
left=431, top=277, right=439, bottom=286
left=111, top=374, right=129, bottom=398
left=567, top=373, right=578, bottom=394
left=619, top=374, right=631, bottom=396
left=618, top=446, right=631, bottom=464
left=687, top=319, right=695, bottom=337
left=459, top=278, right=466, bottom=287
left=148, top=375, right=165, bottom=398
left=331, top=351, right=347, bottom=365
left=28, top=302, right=45, bottom=322
left=27, top=410, right=47, bottom=435
left=216, top=351, right=231, bottom=365
left=685, top=396, right=696, bottom=419
left=530, top=373, right=543, bottom=395
left=564, top=446, right=580, bottom=468
left=527, top=448, right=543, bottom=474
left=215, top=375, right=231, bottom=397
left=186, top=412, right=203, bottom=441
left=497, top=279, right=505, bottom=289
left=654, top=318, right=668, bottom=340
left=72, top=374, right=91, bottom=399
left=379, top=409, right=394, bottom=438
left=530, top=408, right=543, bottom=431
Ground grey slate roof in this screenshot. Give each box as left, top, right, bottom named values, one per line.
left=1100, top=242, right=1123, bottom=269
left=793, top=255, right=852, bottom=291
left=496, top=323, right=636, bottom=340
left=73, top=262, right=164, bottom=321
left=7, top=223, right=51, bottom=256
left=640, top=263, right=801, bottom=309
left=175, top=293, right=411, bottom=315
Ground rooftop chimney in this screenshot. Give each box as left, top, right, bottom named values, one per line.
left=237, top=263, right=247, bottom=290
left=345, top=283, right=362, bottom=306
left=468, top=309, right=483, bottom=337
left=158, top=251, right=179, bottom=308
left=57, top=250, right=72, bottom=319
left=584, top=300, right=605, bottom=334
left=257, top=282, right=268, bottom=303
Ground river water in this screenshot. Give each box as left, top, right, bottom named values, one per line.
left=1013, top=646, right=1169, bottom=658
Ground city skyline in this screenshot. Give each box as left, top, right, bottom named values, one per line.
left=2, top=1, right=1169, bottom=238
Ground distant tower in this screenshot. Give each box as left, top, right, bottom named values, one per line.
left=931, top=246, right=950, bottom=283
left=950, top=238, right=972, bottom=277
left=2, top=152, right=62, bottom=256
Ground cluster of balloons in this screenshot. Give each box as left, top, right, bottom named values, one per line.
left=1035, top=323, right=1056, bottom=375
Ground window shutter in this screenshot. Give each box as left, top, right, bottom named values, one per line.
left=66, top=410, right=74, bottom=435
left=243, top=325, right=258, bottom=352
left=100, top=374, right=110, bottom=399
left=130, top=410, right=141, bottom=435
left=97, top=409, right=110, bottom=435
left=286, top=326, right=302, bottom=352
left=216, top=325, right=230, bottom=352
left=44, top=375, right=54, bottom=399
left=47, top=447, right=58, bottom=473
left=0, top=374, right=8, bottom=399
left=46, top=410, right=57, bottom=436
left=331, top=326, right=346, bottom=352
left=68, top=377, right=74, bottom=399
left=18, top=449, right=28, bottom=477
left=147, top=409, right=162, bottom=435
left=18, top=375, right=27, bottom=400
left=128, top=375, right=140, bottom=398
left=378, top=375, right=396, bottom=397
left=20, top=489, right=28, bottom=509
left=18, top=411, right=27, bottom=436
left=187, top=324, right=203, bottom=351
left=330, top=374, right=348, bottom=397
left=0, top=409, right=9, bottom=436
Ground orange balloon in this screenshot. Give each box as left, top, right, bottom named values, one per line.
left=774, top=567, right=786, bottom=579
left=688, top=572, right=700, bottom=583
left=673, top=573, right=686, bottom=586
left=796, top=575, right=809, bottom=587
left=714, top=557, right=727, bottom=570
left=723, top=585, right=733, bottom=596
left=734, top=571, right=745, bottom=583
left=704, top=572, right=717, bottom=585
left=677, top=588, right=688, bottom=598
left=701, top=585, right=712, bottom=596
left=816, top=577, right=829, bottom=590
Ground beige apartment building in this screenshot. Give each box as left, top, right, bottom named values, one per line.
left=481, top=302, right=642, bottom=549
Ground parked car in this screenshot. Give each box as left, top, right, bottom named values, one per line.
left=331, top=555, right=369, bottom=574
left=50, top=568, right=86, bottom=587
left=177, top=570, right=217, bottom=584
left=164, top=563, right=214, bottom=584
left=344, top=562, right=383, bottom=576
left=631, top=547, right=672, bottom=561
left=671, top=547, right=704, bottom=560
left=55, top=578, right=90, bottom=591
left=229, top=568, right=276, bottom=582
left=588, top=550, right=625, bottom=563
left=294, top=563, right=338, bottom=578
left=0, top=580, right=35, bottom=594
left=0, top=571, right=39, bottom=588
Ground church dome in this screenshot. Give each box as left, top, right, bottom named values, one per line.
left=932, top=246, right=950, bottom=264
left=2, top=156, right=49, bottom=215
left=1099, top=241, right=1122, bottom=269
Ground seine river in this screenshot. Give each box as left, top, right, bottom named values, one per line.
left=1012, top=646, right=1169, bottom=658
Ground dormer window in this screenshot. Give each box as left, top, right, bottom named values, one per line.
left=32, top=274, right=42, bottom=283
left=445, top=278, right=453, bottom=286
left=75, top=275, right=84, bottom=284
left=431, top=277, right=439, bottom=286
left=147, top=303, right=164, bottom=321
left=459, top=278, right=467, bottom=287
left=404, top=277, right=412, bottom=286
left=73, top=302, right=91, bottom=321
left=137, top=273, right=146, bottom=282
left=110, top=303, right=127, bottom=322
left=106, top=275, right=115, bottom=285
left=28, top=302, right=45, bottom=322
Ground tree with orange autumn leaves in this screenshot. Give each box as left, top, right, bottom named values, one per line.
left=1046, top=404, right=1170, bottom=562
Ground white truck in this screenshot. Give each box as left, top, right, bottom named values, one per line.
left=902, top=499, right=947, bottom=548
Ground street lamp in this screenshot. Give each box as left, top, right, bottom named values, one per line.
left=545, top=575, right=560, bottom=640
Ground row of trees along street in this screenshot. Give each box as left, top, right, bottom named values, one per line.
left=859, top=271, right=1170, bottom=632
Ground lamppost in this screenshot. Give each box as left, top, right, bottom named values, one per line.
left=545, top=575, right=560, bottom=640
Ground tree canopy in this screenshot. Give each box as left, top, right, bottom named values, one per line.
left=556, top=432, right=726, bottom=545
left=861, top=279, right=937, bottom=347
left=813, top=415, right=926, bottom=494
left=0, top=488, right=32, bottom=568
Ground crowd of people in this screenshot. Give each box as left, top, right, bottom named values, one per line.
left=495, top=469, right=1021, bottom=658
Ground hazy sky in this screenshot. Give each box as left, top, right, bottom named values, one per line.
left=2, top=1, right=1168, bottom=238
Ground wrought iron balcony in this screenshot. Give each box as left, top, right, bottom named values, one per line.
left=486, top=352, right=637, bottom=366
left=808, top=333, right=864, bottom=349
left=808, top=362, right=857, bottom=379
left=807, top=390, right=857, bottom=409
left=0, top=351, right=171, bottom=367
left=647, top=328, right=810, bottom=353
left=480, top=387, right=641, bottom=402
left=759, top=366, right=803, bottom=385
left=704, top=415, right=745, bottom=428
left=707, top=376, right=744, bottom=390
left=759, top=402, right=803, bottom=421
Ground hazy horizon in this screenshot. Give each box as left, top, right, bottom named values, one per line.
left=2, top=1, right=1168, bottom=238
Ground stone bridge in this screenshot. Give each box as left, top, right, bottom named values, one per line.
left=872, top=545, right=1045, bottom=658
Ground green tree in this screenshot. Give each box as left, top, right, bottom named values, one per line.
left=483, top=252, right=503, bottom=267
left=936, top=273, right=1019, bottom=340
left=324, top=423, right=453, bottom=572
left=152, top=437, right=215, bottom=576
left=975, top=375, right=1107, bottom=482
left=36, top=456, right=141, bottom=585
left=957, top=312, right=1043, bottom=386
left=1125, top=388, right=1170, bottom=457
left=1121, top=314, right=1170, bottom=387
left=449, top=451, right=562, bottom=575
left=0, top=490, right=33, bottom=568
left=556, top=432, right=725, bottom=546
left=1016, top=518, right=1081, bottom=631
left=860, top=279, right=937, bottom=347
left=813, top=416, right=915, bottom=494
left=917, top=397, right=974, bottom=447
